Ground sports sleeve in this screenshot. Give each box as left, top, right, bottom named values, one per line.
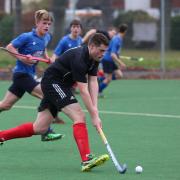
left=54, top=38, right=65, bottom=56
left=111, top=37, right=122, bottom=55
left=88, top=62, right=99, bottom=76
left=71, top=61, right=87, bottom=83
left=11, top=33, right=29, bottom=49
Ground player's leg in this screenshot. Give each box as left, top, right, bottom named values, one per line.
left=21, top=73, right=64, bottom=141
left=98, top=73, right=112, bottom=97
left=0, top=73, right=26, bottom=112
left=31, top=83, right=43, bottom=99
left=0, top=109, right=56, bottom=143
left=98, top=61, right=114, bottom=97
left=0, top=91, right=20, bottom=112
left=32, top=83, right=65, bottom=123
left=62, top=103, right=109, bottom=171
left=29, top=83, right=64, bottom=141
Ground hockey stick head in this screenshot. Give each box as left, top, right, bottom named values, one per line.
left=131, top=57, right=144, bottom=62
left=118, top=163, right=127, bottom=174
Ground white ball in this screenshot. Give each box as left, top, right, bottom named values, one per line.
left=135, top=165, right=143, bottom=173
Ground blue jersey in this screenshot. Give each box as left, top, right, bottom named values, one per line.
left=102, top=34, right=123, bottom=62
left=54, top=34, right=82, bottom=56
left=12, top=29, right=51, bottom=76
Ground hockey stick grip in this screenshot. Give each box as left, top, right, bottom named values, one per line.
left=98, top=127, right=108, bottom=144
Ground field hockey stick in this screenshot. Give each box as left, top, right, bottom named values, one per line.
left=0, top=47, right=50, bottom=63
left=98, top=127, right=127, bottom=174
left=119, top=55, right=144, bottom=62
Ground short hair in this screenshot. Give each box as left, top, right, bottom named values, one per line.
left=88, top=33, right=109, bottom=47
left=70, top=19, right=82, bottom=29
left=118, top=24, right=128, bottom=33
left=35, top=9, right=53, bottom=23
left=96, top=30, right=110, bottom=40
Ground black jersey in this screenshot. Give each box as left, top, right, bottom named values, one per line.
left=44, top=45, right=99, bottom=86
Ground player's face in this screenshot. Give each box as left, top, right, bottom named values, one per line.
left=89, top=44, right=107, bottom=62
left=71, top=25, right=82, bottom=38
left=36, top=20, right=52, bottom=36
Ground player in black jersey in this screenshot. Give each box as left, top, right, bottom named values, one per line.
left=0, top=33, right=110, bottom=172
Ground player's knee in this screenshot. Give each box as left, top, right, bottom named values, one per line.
left=74, top=111, right=86, bottom=124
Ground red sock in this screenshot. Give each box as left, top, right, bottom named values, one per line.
left=73, top=123, right=91, bottom=162
left=0, top=122, right=34, bottom=141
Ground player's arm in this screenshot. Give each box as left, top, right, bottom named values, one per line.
left=82, top=29, right=97, bottom=44
left=51, top=39, right=64, bottom=62
left=44, top=49, right=50, bottom=59
left=111, top=52, right=126, bottom=68
left=51, top=53, right=59, bottom=63
left=88, top=75, right=98, bottom=107
left=43, top=48, right=52, bottom=63
left=77, top=81, right=101, bottom=129
left=6, top=43, right=35, bottom=65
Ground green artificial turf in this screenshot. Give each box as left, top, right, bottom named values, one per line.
left=0, top=80, right=180, bottom=180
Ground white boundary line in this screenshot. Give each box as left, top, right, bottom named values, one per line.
left=13, top=105, right=180, bottom=119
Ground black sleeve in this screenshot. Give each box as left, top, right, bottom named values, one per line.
left=88, top=62, right=99, bottom=76
left=71, top=58, right=87, bottom=83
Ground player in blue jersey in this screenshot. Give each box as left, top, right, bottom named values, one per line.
left=98, top=24, right=128, bottom=97
left=51, top=19, right=83, bottom=61
left=0, top=9, right=64, bottom=141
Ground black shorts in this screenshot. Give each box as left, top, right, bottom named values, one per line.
left=8, top=72, right=39, bottom=98
left=38, top=78, right=77, bottom=118
left=102, top=60, right=118, bottom=74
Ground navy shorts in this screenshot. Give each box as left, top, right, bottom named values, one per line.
left=102, top=60, right=118, bottom=74
left=38, top=78, right=77, bottom=118
left=8, top=72, right=39, bottom=98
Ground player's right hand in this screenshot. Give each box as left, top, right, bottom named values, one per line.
left=22, top=55, right=37, bottom=65
left=92, top=116, right=102, bottom=130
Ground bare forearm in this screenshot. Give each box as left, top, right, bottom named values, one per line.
left=88, top=79, right=98, bottom=107
left=111, top=53, right=126, bottom=67
left=80, top=89, right=98, bottom=118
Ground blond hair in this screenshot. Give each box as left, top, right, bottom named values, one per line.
left=35, top=9, right=53, bottom=23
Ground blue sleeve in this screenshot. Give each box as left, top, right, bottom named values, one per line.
left=54, top=38, right=66, bottom=56
left=111, top=38, right=122, bottom=54
left=79, top=37, right=83, bottom=45
left=11, top=33, right=29, bottom=49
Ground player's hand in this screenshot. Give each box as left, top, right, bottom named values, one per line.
left=92, top=116, right=102, bottom=130
left=48, top=57, right=54, bottom=64
left=21, top=55, right=37, bottom=65
left=120, top=62, right=126, bottom=69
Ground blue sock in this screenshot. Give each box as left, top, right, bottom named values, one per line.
left=112, top=73, right=116, bottom=80
left=98, top=76, right=105, bottom=82
left=99, top=82, right=108, bottom=93
left=45, top=127, right=53, bottom=134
